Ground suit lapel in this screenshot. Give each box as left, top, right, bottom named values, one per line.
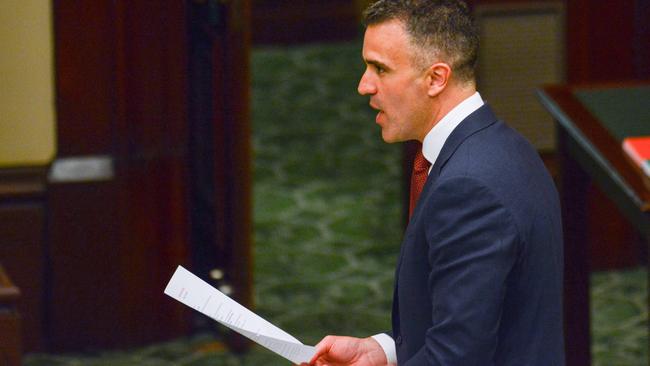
left=410, top=104, right=498, bottom=221
left=395, top=104, right=499, bottom=275
left=429, top=104, right=498, bottom=178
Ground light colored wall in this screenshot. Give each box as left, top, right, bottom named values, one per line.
left=0, top=0, right=56, bottom=167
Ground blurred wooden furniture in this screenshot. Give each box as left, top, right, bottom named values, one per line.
left=538, top=82, right=650, bottom=366
left=0, top=264, right=22, bottom=366
left=0, top=168, right=47, bottom=352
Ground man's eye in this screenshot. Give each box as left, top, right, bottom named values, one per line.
left=376, top=65, right=385, bottom=74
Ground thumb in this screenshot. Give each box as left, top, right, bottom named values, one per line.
left=310, top=335, right=336, bottom=363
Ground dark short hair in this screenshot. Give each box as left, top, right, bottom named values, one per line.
left=362, top=0, right=479, bottom=83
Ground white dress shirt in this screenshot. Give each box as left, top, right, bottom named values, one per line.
left=372, top=91, right=484, bottom=365
left=422, top=91, right=485, bottom=169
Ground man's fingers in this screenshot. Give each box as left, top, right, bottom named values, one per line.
left=310, top=335, right=336, bottom=364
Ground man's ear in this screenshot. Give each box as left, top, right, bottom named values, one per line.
left=425, top=62, right=451, bottom=97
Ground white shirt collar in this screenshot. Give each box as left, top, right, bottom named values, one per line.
left=422, top=91, right=484, bottom=169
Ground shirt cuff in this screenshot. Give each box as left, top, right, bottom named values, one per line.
left=371, top=333, right=397, bottom=365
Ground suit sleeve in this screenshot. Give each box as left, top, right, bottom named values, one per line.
left=403, top=176, right=519, bottom=365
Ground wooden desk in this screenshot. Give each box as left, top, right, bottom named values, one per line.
left=537, top=83, right=650, bottom=366
left=0, top=264, right=22, bottom=366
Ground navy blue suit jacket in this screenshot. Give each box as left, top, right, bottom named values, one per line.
left=392, top=104, right=564, bottom=365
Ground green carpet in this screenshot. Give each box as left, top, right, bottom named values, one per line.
left=24, top=41, right=647, bottom=366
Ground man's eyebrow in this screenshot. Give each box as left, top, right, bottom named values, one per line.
left=365, top=59, right=390, bottom=71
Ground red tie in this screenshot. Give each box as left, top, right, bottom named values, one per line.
left=409, top=147, right=431, bottom=218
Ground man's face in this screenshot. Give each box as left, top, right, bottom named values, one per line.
left=358, top=20, right=433, bottom=143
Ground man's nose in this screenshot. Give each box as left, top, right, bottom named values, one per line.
left=357, top=71, right=376, bottom=95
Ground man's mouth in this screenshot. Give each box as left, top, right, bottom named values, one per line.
left=369, top=101, right=383, bottom=123
left=375, top=110, right=383, bottom=124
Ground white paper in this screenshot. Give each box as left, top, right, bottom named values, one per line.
left=164, top=265, right=315, bottom=364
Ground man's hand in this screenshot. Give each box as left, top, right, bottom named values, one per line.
left=299, top=335, right=393, bottom=366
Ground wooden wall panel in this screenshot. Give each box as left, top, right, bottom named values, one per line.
left=566, top=0, right=635, bottom=82
left=113, top=1, right=191, bottom=344
left=0, top=204, right=45, bottom=352
left=0, top=168, right=47, bottom=352
left=53, top=1, right=117, bottom=156
left=47, top=182, right=123, bottom=349
left=635, top=0, right=650, bottom=79
left=49, top=0, right=192, bottom=351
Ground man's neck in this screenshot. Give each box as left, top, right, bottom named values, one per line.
left=418, top=82, right=476, bottom=142
left=432, top=83, right=477, bottom=125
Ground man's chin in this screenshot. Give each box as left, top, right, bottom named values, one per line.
left=380, top=130, right=400, bottom=144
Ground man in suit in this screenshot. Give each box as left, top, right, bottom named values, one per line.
left=304, top=0, right=564, bottom=365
